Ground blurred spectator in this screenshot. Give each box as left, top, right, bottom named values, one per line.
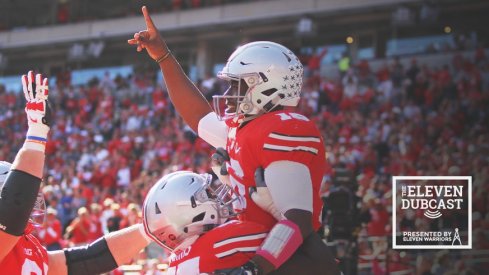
left=120, top=203, right=142, bottom=228
left=338, top=52, right=351, bottom=78
left=342, top=69, right=359, bottom=101
left=88, top=203, right=104, bottom=242
left=100, top=198, right=114, bottom=233
left=106, top=203, right=123, bottom=232
left=37, top=208, right=63, bottom=251
left=56, top=0, right=70, bottom=23
left=65, top=207, right=91, bottom=246
left=431, top=250, right=452, bottom=275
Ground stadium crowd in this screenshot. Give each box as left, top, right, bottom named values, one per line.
left=0, top=47, right=488, bottom=274
left=0, top=0, right=264, bottom=31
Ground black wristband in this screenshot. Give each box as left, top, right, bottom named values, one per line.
left=0, top=169, right=41, bottom=236
left=64, top=237, right=118, bottom=275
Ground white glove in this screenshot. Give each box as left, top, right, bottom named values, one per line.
left=250, top=167, right=283, bottom=221
left=22, top=71, right=51, bottom=151
left=211, top=147, right=231, bottom=186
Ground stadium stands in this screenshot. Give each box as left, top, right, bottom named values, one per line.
left=1, top=0, right=489, bottom=274
left=1, top=45, right=488, bottom=273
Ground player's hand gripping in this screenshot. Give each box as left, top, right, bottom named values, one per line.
left=211, top=147, right=231, bottom=186
left=250, top=167, right=283, bottom=221
left=128, top=6, right=170, bottom=62
left=22, top=71, right=52, bottom=140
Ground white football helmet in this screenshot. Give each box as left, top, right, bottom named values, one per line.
left=214, top=41, right=303, bottom=120
left=0, top=161, right=46, bottom=227
left=143, top=171, right=240, bottom=251
left=0, top=161, right=11, bottom=184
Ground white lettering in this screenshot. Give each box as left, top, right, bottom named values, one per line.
left=407, top=186, right=417, bottom=197
left=452, top=186, right=463, bottom=197
left=24, top=248, right=32, bottom=256
left=401, top=199, right=463, bottom=210
left=276, top=112, right=310, bottom=121
left=169, top=246, right=192, bottom=263
left=404, top=185, right=464, bottom=197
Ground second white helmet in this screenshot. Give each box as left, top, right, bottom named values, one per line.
left=143, top=171, right=239, bottom=251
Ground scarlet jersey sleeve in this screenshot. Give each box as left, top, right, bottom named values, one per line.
left=167, top=221, right=268, bottom=275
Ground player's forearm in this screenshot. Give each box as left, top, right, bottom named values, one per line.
left=105, top=223, right=151, bottom=266
left=53, top=224, right=151, bottom=275
left=11, top=148, right=45, bottom=179
left=0, top=149, right=44, bottom=260
left=284, top=209, right=314, bottom=239
left=252, top=217, right=339, bottom=275
left=251, top=211, right=313, bottom=275
left=159, top=55, right=213, bottom=132
left=0, top=150, right=44, bottom=237
left=266, top=231, right=341, bottom=275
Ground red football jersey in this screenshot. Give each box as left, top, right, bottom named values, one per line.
left=167, top=220, right=268, bottom=275
left=226, top=110, right=325, bottom=230
left=0, top=231, right=49, bottom=275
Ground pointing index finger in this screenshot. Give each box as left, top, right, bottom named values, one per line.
left=142, top=6, right=156, bottom=31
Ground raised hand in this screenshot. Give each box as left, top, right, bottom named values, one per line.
left=128, top=6, right=169, bottom=62
left=21, top=71, right=51, bottom=150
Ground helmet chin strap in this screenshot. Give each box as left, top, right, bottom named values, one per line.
left=237, top=97, right=261, bottom=125
left=238, top=103, right=282, bottom=127
left=234, top=93, right=283, bottom=126
left=239, top=113, right=262, bottom=126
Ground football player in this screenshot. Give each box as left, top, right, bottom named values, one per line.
left=0, top=71, right=152, bottom=275
left=129, top=6, right=340, bottom=275
left=143, top=171, right=270, bottom=275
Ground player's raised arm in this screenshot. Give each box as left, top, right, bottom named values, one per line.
left=0, top=71, right=51, bottom=261
left=47, top=223, right=151, bottom=275
left=128, top=6, right=212, bottom=132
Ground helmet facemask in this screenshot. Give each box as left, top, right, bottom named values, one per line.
left=30, top=191, right=47, bottom=228
left=213, top=74, right=261, bottom=121
left=191, top=173, right=241, bottom=222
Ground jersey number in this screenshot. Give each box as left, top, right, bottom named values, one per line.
left=276, top=112, right=309, bottom=121
left=228, top=159, right=247, bottom=210
left=22, top=259, right=42, bottom=275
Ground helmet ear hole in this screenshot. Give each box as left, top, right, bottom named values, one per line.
left=191, top=212, right=206, bottom=223
left=261, top=88, right=277, bottom=97
left=155, top=202, right=162, bottom=214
